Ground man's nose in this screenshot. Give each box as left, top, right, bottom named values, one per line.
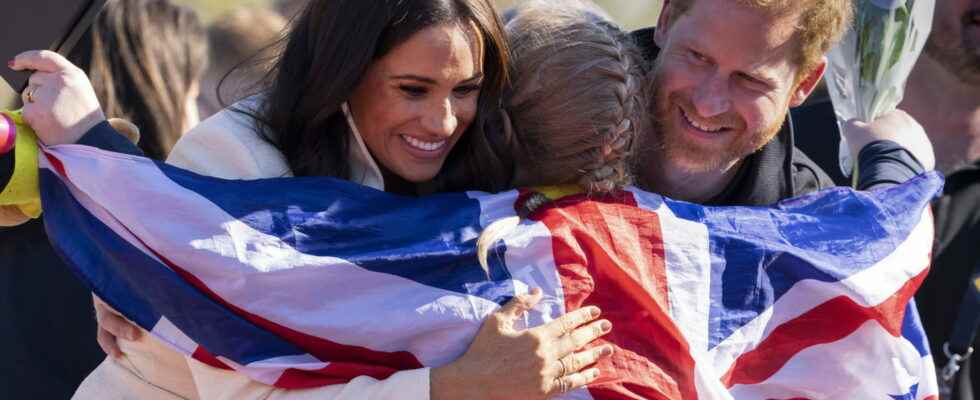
left=691, top=75, right=732, bottom=118
left=421, top=98, right=458, bottom=137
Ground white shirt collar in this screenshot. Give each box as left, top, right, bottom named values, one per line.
left=342, top=103, right=385, bottom=190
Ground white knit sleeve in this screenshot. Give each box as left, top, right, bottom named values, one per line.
left=187, top=359, right=431, bottom=400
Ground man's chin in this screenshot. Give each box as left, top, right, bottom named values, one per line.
left=663, top=148, right=730, bottom=175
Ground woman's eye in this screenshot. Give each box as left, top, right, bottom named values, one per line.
left=399, top=85, right=427, bottom=97
left=453, top=84, right=481, bottom=97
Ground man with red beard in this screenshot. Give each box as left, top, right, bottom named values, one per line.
left=902, top=0, right=980, bottom=397
left=632, top=0, right=850, bottom=206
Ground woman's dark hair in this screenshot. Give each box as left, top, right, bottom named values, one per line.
left=69, top=0, right=207, bottom=160
left=249, top=0, right=512, bottom=192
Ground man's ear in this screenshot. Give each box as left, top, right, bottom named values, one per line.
left=654, top=0, right=674, bottom=47
left=790, top=57, right=827, bottom=107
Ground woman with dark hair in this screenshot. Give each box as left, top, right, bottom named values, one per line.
left=13, top=0, right=611, bottom=399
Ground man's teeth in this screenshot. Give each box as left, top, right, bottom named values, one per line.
left=402, top=135, right=447, bottom=151
left=682, top=110, right=726, bottom=133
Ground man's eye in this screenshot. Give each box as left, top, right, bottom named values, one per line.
left=736, top=73, right=768, bottom=92
left=689, top=50, right=709, bottom=64
left=400, top=85, right=427, bottom=97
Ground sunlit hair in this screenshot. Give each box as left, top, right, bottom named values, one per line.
left=70, top=0, right=207, bottom=160
left=201, top=8, right=286, bottom=119
left=477, top=0, right=647, bottom=271
left=668, top=0, right=853, bottom=75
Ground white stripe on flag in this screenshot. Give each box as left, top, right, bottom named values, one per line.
left=709, top=210, right=933, bottom=373
left=151, top=316, right=202, bottom=356
left=727, top=320, right=930, bottom=399
left=502, top=221, right=568, bottom=330
left=630, top=189, right=713, bottom=354
left=46, top=146, right=501, bottom=367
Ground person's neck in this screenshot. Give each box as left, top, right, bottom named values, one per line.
left=900, top=55, right=980, bottom=173
left=640, top=157, right=742, bottom=203
left=379, top=168, right=417, bottom=196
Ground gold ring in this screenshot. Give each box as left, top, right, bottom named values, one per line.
left=557, top=357, right=568, bottom=377
left=25, top=86, right=36, bottom=103
left=556, top=376, right=569, bottom=393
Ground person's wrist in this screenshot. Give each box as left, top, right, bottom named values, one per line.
left=431, top=360, right=483, bottom=400
left=63, top=111, right=107, bottom=145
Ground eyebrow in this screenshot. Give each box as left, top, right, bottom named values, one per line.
left=390, top=73, right=484, bottom=85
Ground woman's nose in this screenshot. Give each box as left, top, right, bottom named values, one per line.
left=421, top=98, right=458, bottom=137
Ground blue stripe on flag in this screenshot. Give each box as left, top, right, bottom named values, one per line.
left=901, top=300, right=931, bottom=357
left=665, top=173, right=942, bottom=349
left=40, top=169, right=310, bottom=365
left=158, top=163, right=515, bottom=303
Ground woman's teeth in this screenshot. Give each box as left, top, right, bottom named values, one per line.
left=402, top=135, right=447, bottom=151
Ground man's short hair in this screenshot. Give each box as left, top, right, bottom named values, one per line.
left=667, top=0, right=853, bottom=75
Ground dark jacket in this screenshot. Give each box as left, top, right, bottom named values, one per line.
left=630, top=27, right=835, bottom=205
left=917, top=160, right=980, bottom=399
left=0, top=123, right=140, bottom=398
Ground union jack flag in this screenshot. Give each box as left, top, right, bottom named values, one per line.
left=38, top=144, right=940, bottom=399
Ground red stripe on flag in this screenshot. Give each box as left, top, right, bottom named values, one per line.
left=533, top=192, right=699, bottom=400
left=275, top=362, right=409, bottom=388
left=43, top=152, right=69, bottom=178
left=722, top=267, right=929, bottom=387
left=153, top=248, right=424, bottom=388
left=50, top=160, right=424, bottom=389
left=192, top=346, right=233, bottom=370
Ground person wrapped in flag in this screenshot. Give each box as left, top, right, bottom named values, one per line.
left=2, top=1, right=941, bottom=400
left=6, top=1, right=623, bottom=399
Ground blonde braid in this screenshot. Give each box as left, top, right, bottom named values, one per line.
left=576, top=25, right=644, bottom=194
left=476, top=2, right=648, bottom=273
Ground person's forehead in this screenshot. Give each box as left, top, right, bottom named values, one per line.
left=674, top=1, right=801, bottom=72
left=379, top=23, right=482, bottom=74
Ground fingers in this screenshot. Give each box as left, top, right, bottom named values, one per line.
left=557, top=319, right=612, bottom=357
left=94, top=297, right=142, bottom=341
left=496, top=287, right=544, bottom=320
left=0, top=206, right=30, bottom=227
left=97, top=325, right=123, bottom=358
left=551, top=368, right=601, bottom=395
left=27, top=71, right=56, bottom=87
left=540, top=305, right=602, bottom=338
left=10, top=50, right=76, bottom=74
left=553, top=344, right=613, bottom=377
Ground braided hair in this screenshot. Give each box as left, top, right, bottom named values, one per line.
left=477, top=1, right=648, bottom=271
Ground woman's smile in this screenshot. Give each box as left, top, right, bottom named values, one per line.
left=400, top=134, right=449, bottom=155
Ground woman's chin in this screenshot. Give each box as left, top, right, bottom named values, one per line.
left=390, top=164, right=443, bottom=184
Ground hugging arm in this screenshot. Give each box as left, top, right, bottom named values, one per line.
left=843, top=109, right=934, bottom=190
left=186, top=290, right=611, bottom=400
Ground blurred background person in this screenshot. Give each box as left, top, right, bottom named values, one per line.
left=71, top=0, right=208, bottom=160
left=0, top=0, right=205, bottom=397
left=272, top=0, right=308, bottom=20
left=901, top=0, right=979, bottom=175
left=198, top=7, right=286, bottom=119
left=903, top=0, right=980, bottom=398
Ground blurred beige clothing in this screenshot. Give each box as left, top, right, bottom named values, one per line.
left=72, top=102, right=429, bottom=399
